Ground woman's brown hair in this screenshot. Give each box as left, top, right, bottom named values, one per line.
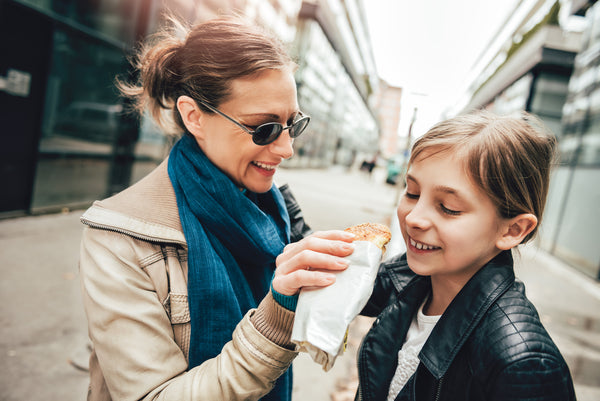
left=408, top=110, right=557, bottom=243
left=119, top=15, right=295, bottom=134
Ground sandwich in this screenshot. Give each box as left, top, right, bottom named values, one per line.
left=292, top=222, right=391, bottom=371
left=344, top=222, right=391, bottom=251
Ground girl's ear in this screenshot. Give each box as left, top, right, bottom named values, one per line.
left=496, top=213, right=538, bottom=250
left=176, top=96, right=204, bottom=139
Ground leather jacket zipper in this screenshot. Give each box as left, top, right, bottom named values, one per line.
left=356, top=337, right=369, bottom=400
left=433, top=376, right=444, bottom=401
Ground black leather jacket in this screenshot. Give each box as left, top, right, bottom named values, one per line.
left=356, top=251, right=576, bottom=401
left=278, top=183, right=312, bottom=243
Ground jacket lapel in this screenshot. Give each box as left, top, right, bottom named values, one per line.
left=418, top=250, right=515, bottom=379
left=358, top=263, right=430, bottom=401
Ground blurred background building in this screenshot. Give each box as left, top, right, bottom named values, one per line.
left=373, top=79, right=403, bottom=159
left=442, top=0, right=599, bottom=281
left=284, top=0, right=380, bottom=169
left=1, top=0, right=598, bottom=280
left=0, top=0, right=390, bottom=215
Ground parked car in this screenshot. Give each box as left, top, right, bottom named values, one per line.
left=386, top=155, right=406, bottom=185
left=54, top=101, right=123, bottom=143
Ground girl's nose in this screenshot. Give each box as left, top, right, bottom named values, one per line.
left=269, top=130, right=294, bottom=159
left=404, top=201, right=432, bottom=230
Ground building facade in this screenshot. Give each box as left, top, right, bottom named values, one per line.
left=451, top=0, right=600, bottom=279
left=0, top=0, right=380, bottom=216
left=550, top=0, right=600, bottom=279
left=373, top=80, right=402, bottom=159
left=284, top=0, right=380, bottom=168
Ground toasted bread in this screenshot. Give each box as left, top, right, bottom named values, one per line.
left=344, top=223, right=391, bottom=251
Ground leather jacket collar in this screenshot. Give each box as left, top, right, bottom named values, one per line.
left=358, top=250, right=515, bottom=400
left=418, top=250, right=514, bottom=379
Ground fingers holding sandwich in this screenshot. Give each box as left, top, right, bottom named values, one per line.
left=272, top=223, right=391, bottom=296
left=274, top=230, right=355, bottom=296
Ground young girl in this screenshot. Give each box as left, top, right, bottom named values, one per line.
left=355, top=111, right=576, bottom=400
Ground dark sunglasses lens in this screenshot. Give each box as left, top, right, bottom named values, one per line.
left=290, top=117, right=310, bottom=138
left=253, top=123, right=282, bottom=145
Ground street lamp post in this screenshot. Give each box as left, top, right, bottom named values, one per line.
left=393, top=107, right=417, bottom=206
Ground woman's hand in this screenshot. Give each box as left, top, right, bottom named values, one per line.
left=273, top=230, right=355, bottom=296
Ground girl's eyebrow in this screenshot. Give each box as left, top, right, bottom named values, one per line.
left=433, top=185, right=458, bottom=195
left=433, top=185, right=469, bottom=202
left=408, top=173, right=467, bottom=199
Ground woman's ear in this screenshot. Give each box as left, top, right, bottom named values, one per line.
left=496, top=213, right=538, bottom=250
left=176, top=96, right=204, bottom=138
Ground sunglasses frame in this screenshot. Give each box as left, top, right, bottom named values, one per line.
left=197, top=100, right=310, bottom=145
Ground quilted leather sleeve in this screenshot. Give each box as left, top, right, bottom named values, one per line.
left=490, top=356, right=576, bottom=401
left=471, top=287, right=576, bottom=401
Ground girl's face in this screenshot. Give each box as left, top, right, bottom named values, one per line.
left=197, top=68, right=299, bottom=193
left=397, top=149, right=508, bottom=287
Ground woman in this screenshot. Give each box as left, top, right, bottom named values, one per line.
left=79, top=16, right=355, bottom=401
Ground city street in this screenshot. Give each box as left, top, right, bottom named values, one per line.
left=0, top=166, right=599, bottom=400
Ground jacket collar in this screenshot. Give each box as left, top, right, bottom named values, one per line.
left=417, top=250, right=515, bottom=379
left=80, top=159, right=186, bottom=246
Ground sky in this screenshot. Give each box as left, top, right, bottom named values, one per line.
left=363, top=0, right=520, bottom=139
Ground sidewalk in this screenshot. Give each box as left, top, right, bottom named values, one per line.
left=0, top=211, right=89, bottom=401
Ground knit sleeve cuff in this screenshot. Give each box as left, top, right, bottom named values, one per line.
left=271, top=285, right=299, bottom=312
left=250, top=292, right=296, bottom=350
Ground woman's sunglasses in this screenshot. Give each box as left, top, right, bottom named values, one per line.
left=198, top=100, right=310, bottom=146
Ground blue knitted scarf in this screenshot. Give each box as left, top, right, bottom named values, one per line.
left=168, top=134, right=292, bottom=400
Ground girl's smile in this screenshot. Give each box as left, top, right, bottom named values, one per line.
left=397, top=148, right=508, bottom=290
left=407, top=236, right=441, bottom=252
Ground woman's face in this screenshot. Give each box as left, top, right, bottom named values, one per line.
left=397, top=149, right=507, bottom=288
left=196, top=68, right=299, bottom=193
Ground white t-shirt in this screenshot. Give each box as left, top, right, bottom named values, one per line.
left=386, top=300, right=441, bottom=401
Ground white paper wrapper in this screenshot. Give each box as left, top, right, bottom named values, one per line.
left=291, top=241, right=382, bottom=371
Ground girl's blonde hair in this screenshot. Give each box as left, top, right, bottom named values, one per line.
left=119, top=15, right=295, bottom=134
left=409, top=110, right=557, bottom=243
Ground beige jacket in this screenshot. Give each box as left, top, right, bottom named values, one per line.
left=80, top=160, right=298, bottom=401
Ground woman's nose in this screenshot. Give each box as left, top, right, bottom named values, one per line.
left=269, top=131, right=294, bottom=159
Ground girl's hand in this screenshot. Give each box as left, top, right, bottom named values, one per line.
left=273, top=230, right=355, bottom=296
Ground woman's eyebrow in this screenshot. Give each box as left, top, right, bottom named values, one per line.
left=239, top=112, right=280, bottom=119
left=240, top=110, right=300, bottom=120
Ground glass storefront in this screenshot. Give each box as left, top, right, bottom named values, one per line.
left=17, top=0, right=142, bottom=45
left=32, top=28, right=127, bottom=210
left=530, top=72, right=570, bottom=137
left=1, top=0, right=171, bottom=212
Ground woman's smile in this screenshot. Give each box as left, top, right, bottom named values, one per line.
left=251, top=160, right=279, bottom=176
left=195, top=68, right=298, bottom=193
